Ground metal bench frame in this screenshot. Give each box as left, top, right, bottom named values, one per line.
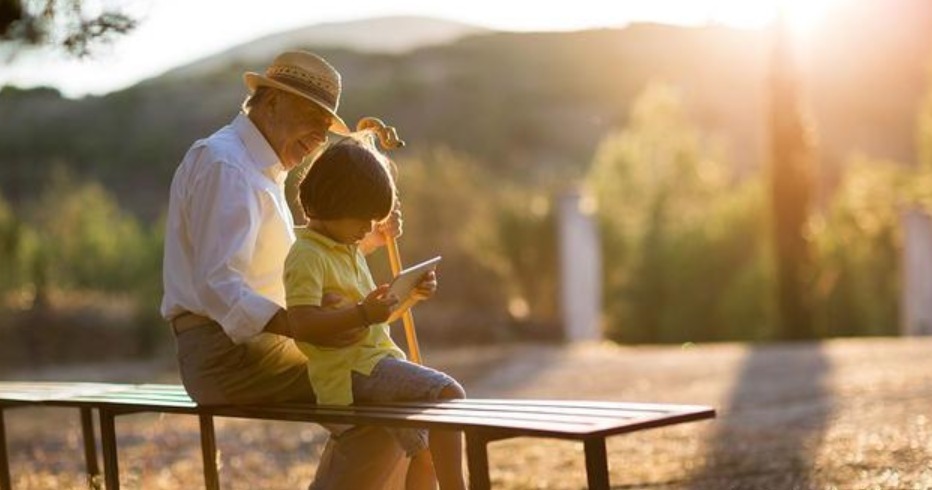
left=0, top=382, right=715, bottom=489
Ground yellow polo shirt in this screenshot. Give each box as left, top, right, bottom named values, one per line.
left=284, top=227, right=406, bottom=405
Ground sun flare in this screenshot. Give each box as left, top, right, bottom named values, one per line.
left=704, top=0, right=847, bottom=34
left=779, top=0, right=847, bottom=34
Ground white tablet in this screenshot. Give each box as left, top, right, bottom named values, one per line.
left=387, top=256, right=442, bottom=300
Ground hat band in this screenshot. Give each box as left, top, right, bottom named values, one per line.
left=269, top=72, right=338, bottom=110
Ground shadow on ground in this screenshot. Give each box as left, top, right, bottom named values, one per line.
left=688, top=342, right=834, bottom=489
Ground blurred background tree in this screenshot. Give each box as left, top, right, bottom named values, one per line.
left=0, top=0, right=135, bottom=57
left=586, top=82, right=773, bottom=344
left=768, top=15, right=817, bottom=340
left=811, top=156, right=907, bottom=337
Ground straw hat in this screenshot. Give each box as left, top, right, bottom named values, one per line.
left=244, top=51, right=349, bottom=134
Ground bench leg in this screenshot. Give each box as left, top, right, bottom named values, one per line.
left=199, top=413, right=220, bottom=490
left=583, top=438, right=610, bottom=490
left=99, top=409, right=120, bottom=490
left=0, top=409, right=10, bottom=490
left=80, top=408, right=102, bottom=489
left=465, top=431, right=491, bottom=490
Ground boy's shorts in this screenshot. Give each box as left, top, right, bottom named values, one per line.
left=351, top=356, right=461, bottom=457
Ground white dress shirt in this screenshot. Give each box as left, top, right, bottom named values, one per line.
left=161, top=113, right=295, bottom=344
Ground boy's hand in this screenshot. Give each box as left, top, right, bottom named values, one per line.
left=410, top=271, right=438, bottom=301
left=359, top=207, right=402, bottom=255
left=360, top=285, right=399, bottom=323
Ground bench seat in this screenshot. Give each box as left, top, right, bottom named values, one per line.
left=0, top=382, right=715, bottom=489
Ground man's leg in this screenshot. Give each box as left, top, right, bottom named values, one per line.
left=176, top=327, right=407, bottom=488
left=309, top=426, right=407, bottom=490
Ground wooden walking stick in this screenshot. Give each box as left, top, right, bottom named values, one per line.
left=355, top=117, right=423, bottom=364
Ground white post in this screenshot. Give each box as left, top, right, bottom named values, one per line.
left=902, top=206, right=932, bottom=336
left=556, top=189, right=602, bottom=342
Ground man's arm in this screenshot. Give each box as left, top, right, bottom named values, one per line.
left=263, top=308, right=291, bottom=336
left=264, top=303, right=366, bottom=348
left=187, top=156, right=281, bottom=343
left=288, top=285, right=397, bottom=346
left=359, top=208, right=402, bottom=256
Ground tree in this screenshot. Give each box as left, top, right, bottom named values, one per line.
left=586, top=82, right=771, bottom=343
left=768, top=14, right=817, bottom=339
left=0, top=0, right=134, bottom=57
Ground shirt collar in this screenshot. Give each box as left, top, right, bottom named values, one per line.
left=295, top=226, right=355, bottom=253
left=232, top=112, right=287, bottom=184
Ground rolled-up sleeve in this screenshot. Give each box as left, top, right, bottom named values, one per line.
left=188, top=161, right=279, bottom=343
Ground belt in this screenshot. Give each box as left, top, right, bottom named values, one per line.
left=171, top=312, right=216, bottom=335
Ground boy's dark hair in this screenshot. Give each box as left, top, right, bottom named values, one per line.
left=299, top=135, right=396, bottom=221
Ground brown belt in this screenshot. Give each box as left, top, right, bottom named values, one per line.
left=171, top=312, right=216, bottom=335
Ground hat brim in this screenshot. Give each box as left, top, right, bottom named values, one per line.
left=244, top=72, right=349, bottom=135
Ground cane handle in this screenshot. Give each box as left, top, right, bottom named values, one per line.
left=356, top=117, right=406, bottom=149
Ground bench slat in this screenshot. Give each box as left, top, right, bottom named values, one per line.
left=0, top=382, right=128, bottom=403
left=215, top=405, right=619, bottom=437
left=375, top=399, right=701, bottom=418
left=217, top=402, right=714, bottom=438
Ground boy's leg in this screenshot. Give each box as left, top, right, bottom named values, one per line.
left=405, top=450, right=437, bottom=490
left=428, top=385, right=467, bottom=490
left=310, top=427, right=407, bottom=490
left=352, top=357, right=467, bottom=489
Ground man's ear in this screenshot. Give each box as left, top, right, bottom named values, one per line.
left=264, top=90, right=280, bottom=114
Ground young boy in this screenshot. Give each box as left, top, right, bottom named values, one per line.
left=284, top=134, right=467, bottom=490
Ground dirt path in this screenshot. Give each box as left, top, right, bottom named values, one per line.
left=459, top=338, right=932, bottom=489
left=3, top=337, right=931, bottom=489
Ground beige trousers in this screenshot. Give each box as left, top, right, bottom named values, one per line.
left=174, top=323, right=406, bottom=489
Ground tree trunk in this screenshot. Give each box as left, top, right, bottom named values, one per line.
left=769, top=15, right=816, bottom=340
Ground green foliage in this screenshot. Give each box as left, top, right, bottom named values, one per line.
left=586, top=83, right=773, bottom=343
left=24, top=166, right=162, bottom=296
left=811, top=156, right=909, bottom=337
left=584, top=80, right=921, bottom=344
left=471, top=188, right=559, bottom=337
left=0, top=191, right=37, bottom=294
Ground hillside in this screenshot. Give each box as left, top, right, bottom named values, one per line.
left=159, top=15, right=489, bottom=81
left=1, top=1, right=931, bottom=220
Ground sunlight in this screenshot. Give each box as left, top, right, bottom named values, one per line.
left=779, top=0, right=847, bottom=35
left=704, top=0, right=848, bottom=34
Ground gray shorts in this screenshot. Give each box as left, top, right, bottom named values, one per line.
left=351, top=357, right=461, bottom=456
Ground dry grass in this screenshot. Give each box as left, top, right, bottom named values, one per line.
left=3, top=337, right=932, bottom=489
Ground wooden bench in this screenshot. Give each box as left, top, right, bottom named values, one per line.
left=0, top=382, right=715, bottom=489
left=0, top=382, right=130, bottom=490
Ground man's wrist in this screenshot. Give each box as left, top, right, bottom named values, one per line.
left=264, top=308, right=291, bottom=336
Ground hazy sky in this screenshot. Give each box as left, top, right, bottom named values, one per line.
left=1, top=0, right=837, bottom=98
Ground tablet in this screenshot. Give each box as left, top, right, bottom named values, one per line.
left=387, top=256, right=442, bottom=300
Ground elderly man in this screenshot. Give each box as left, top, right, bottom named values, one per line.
left=161, top=51, right=405, bottom=488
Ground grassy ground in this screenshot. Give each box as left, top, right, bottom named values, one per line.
left=3, top=337, right=931, bottom=489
